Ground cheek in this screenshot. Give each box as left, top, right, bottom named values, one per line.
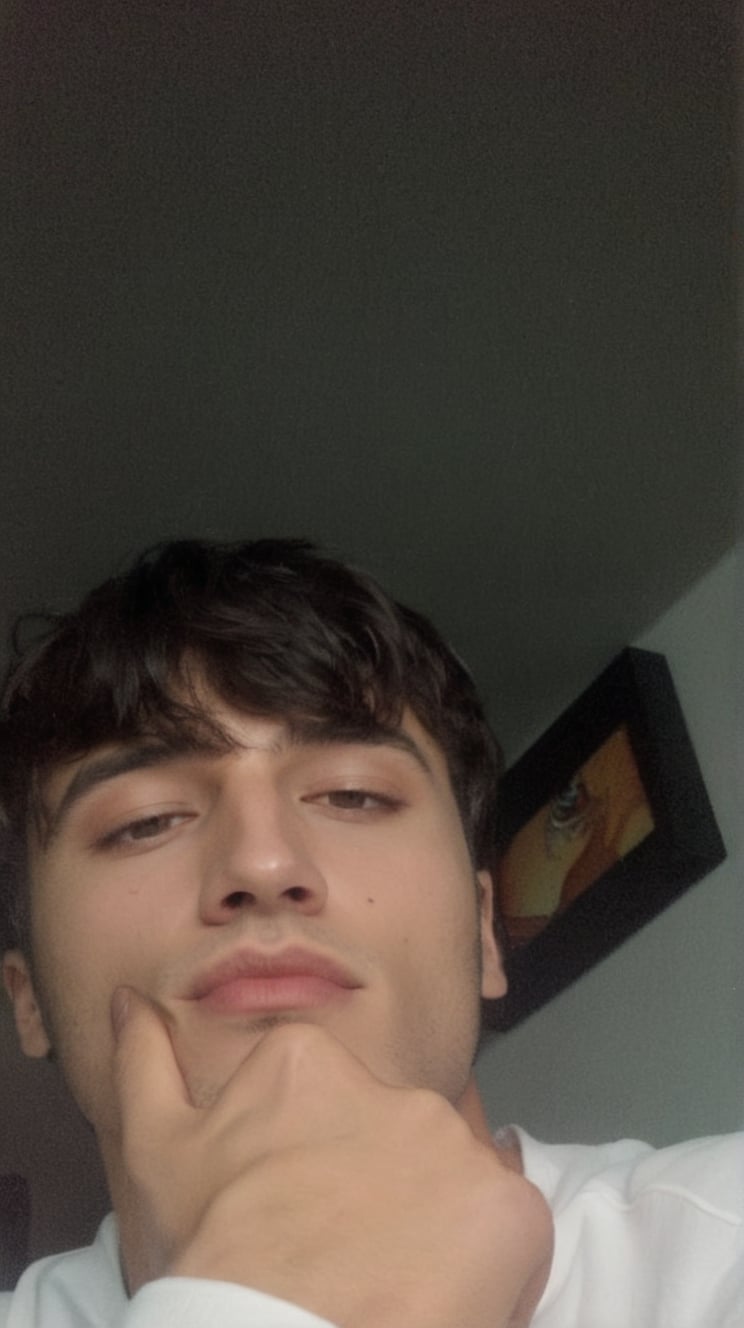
left=36, top=855, right=180, bottom=959
left=343, top=836, right=479, bottom=969
left=29, top=870, right=167, bottom=1051
left=28, top=890, right=163, bottom=1127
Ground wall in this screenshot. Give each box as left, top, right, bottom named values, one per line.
left=477, top=546, right=743, bottom=1146
left=0, top=1009, right=108, bottom=1263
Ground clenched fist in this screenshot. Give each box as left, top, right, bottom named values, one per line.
left=106, top=989, right=553, bottom=1328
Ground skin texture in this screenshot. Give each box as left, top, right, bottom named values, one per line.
left=3, top=704, right=553, bottom=1326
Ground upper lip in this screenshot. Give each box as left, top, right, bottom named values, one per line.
left=187, top=945, right=363, bottom=1000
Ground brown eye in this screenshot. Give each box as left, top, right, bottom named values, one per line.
left=317, top=790, right=402, bottom=812
left=99, top=812, right=190, bottom=849
left=326, top=790, right=378, bottom=809
left=124, top=815, right=175, bottom=840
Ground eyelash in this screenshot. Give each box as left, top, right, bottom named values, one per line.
left=96, top=812, right=190, bottom=850
left=313, top=789, right=403, bottom=813
left=95, top=789, right=402, bottom=850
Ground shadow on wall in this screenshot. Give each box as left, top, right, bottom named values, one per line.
left=0, top=1174, right=29, bottom=1290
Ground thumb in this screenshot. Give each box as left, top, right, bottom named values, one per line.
left=108, top=985, right=192, bottom=1147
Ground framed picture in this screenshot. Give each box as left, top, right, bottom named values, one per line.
left=483, top=648, right=726, bottom=1032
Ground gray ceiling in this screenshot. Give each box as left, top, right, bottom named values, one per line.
left=1, top=0, right=738, bottom=759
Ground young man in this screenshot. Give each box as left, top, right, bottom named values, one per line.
left=0, top=538, right=741, bottom=1327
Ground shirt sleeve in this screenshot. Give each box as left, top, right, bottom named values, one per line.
left=125, top=1278, right=340, bottom=1328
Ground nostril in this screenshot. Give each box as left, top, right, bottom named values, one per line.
left=285, top=886, right=310, bottom=902
left=224, top=890, right=253, bottom=909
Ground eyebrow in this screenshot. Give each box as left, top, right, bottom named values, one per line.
left=287, top=722, right=433, bottom=778
left=42, top=724, right=433, bottom=844
left=43, top=742, right=197, bottom=845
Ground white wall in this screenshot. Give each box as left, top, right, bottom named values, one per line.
left=477, top=545, right=743, bottom=1146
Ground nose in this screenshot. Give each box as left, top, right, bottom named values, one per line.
left=198, top=783, right=328, bottom=924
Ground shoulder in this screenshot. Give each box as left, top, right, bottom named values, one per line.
left=513, top=1129, right=744, bottom=1328
left=516, top=1128, right=744, bottom=1220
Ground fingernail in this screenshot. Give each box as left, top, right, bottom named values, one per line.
left=111, top=986, right=131, bottom=1039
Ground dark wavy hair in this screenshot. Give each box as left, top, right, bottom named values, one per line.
left=0, top=538, right=503, bottom=954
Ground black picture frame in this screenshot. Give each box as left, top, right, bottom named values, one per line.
left=483, top=648, right=726, bottom=1032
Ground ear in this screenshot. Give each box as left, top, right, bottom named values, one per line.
left=476, top=869, right=508, bottom=1000
left=2, top=950, right=52, bottom=1058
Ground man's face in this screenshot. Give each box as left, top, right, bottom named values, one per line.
left=4, top=703, right=505, bottom=1148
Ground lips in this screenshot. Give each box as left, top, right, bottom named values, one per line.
left=187, top=945, right=362, bottom=1014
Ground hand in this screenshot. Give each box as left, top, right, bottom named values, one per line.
left=107, top=990, right=553, bottom=1328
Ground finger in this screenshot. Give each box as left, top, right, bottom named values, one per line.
left=237, top=1021, right=376, bottom=1088
left=108, top=985, right=193, bottom=1148
left=218, top=1021, right=390, bottom=1136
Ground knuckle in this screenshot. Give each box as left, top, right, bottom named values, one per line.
left=482, top=1166, right=554, bottom=1239
left=400, top=1085, right=468, bottom=1135
left=517, top=1177, right=555, bottom=1241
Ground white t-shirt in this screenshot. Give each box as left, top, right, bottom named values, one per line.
left=1, top=1130, right=742, bottom=1327
left=516, top=1128, right=744, bottom=1327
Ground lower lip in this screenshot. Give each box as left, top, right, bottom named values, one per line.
left=198, top=974, right=355, bottom=1014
